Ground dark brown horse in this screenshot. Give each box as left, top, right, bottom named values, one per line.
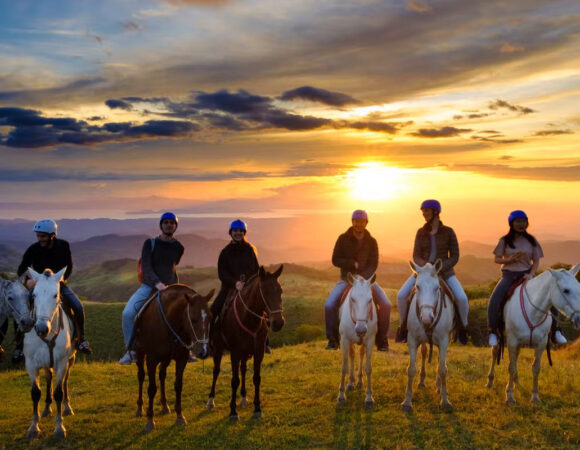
left=133, top=284, right=214, bottom=433
left=207, top=265, right=284, bottom=421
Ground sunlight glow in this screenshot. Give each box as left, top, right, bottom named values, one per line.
left=345, top=162, right=405, bottom=201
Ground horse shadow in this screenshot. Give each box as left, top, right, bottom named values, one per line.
left=333, top=389, right=374, bottom=448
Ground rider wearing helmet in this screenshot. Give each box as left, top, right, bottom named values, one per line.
left=487, top=210, right=566, bottom=347
left=395, top=200, right=469, bottom=344
left=324, top=210, right=392, bottom=351
left=119, top=212, right=185, bottom=364
left=14, top=219, right=92, bottom=361
left=211, top=219, right=260, bottom=321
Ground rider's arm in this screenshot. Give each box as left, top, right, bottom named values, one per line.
left=360, top=238, right=378, bottom=279
left=332, top=235, right=355, bottom=271
left=412, top=230, right=427, bottom=267
left=61, top=240, right=73, bottom=281
left=141, top=239, right=161, bottom=287
left=217, top=248, right=237, bottom=286
left=440, top=228, right=459, bottom=272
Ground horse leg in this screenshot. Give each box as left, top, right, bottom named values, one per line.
left=41, top=368, right=53, bottom=417
left=364, top=341, right=374, bottom=408
left=53, top=365, right=68, bottom=439
left=229, top=353, right=241, bottom=422
left=62, top=360, right=75, bottom=416
left=145, top=358, right=158, bottom=433
left=505, top=343, right=518, bottom=404
left=239, top=358, right=248, bottom=407
left=337, top=340, right=349, bottom=404
left=26, top=373, right=41, bottom=439
left=252, top=352, right=264, bottom=419
left=438, top=339, right=452, bottom=411
left=486, top=345, right=499, bottom=388
left=136, top=353, right=145, bottom=417
left=347, top=344, right=355, bottom=391
left=356, top=345, right=364, bottom=389
left=401, top=340, right=418, bottom=412
left=207, top=349, right=223, bottom=410
left=174, top=357, right=187, bottom=426
left=531, top=344, right=544, bottom=404
left=418, top=343, right=427, bottom=388
left=158, top=360, right=170, bottom=414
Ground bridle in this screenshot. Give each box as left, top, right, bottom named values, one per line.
left=31, top=292, right=64, bottom=368
left=157, top=292, right=209, bottom=351
left=414, top=281, right=447, bottom=363
left=348, top=293, right=374, bottom=325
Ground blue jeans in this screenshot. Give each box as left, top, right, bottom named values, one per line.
left=122, top=284, right=154, bottom=348
left=397, top=274, right=469, bottom=327
left=324, top=280, right=391, bottom=343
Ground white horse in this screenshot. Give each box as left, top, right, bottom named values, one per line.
left=336, top=273, right=378, bottom=408
left=0, top=279, right=34, bottom=360
left=487, top=265, right=580, bottom=404
left=401, top=261, right=455, bottom=412
left=23, top=268, right=76, bottom=440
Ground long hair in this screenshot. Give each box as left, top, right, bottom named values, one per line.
left=503, top=222, right=537, bottom=249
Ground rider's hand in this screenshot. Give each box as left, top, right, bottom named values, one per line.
left=523, top=273, right=533, bottom=280
left=235, top=281, right=245, bottom=291
left=354, top=261, right=359, bottom=270
left=155, top=282, right=167, bottom=291
left=25, top=278, right=36, bottom=290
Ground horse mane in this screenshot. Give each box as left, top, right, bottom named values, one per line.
left=42, top=269, right=54, bottom=278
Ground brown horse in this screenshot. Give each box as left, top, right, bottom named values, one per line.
left=207, top=265, right=284, bottom=421
left=133, top=284, right=214, bottom=433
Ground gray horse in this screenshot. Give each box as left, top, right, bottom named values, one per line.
left=0, top=279, right=34, bottom=360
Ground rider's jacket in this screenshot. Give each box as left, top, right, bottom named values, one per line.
left=413, top=221, right=459, bottom=280
left=18, top=238, right=73, bottom=281
left=217, top=240, right=259, bottom=288
left=332, top=227, right=378, bottom=281
left=141, top=237, right=184, bottom=287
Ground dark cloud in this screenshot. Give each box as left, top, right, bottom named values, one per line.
left=123, top=120, right=199, bottom=137
left=279, top=86, right=358, bottom=107
left=471, top=135, right=523, bottom=144
left=453, top=113, right=490, bottom=120
left=451, top=163, right=580, bottom=182
left=123, top=21, right=143, bottom=32
left=489, top=99, right=535, bottom=115
left=534, top=129, right=573, bottom=136
left=193, top=89, right=271, bottom=114
left=202, top=113, right=247, bottom=130
left=105, top=99, right=133, bottom=110
left=411, top=126, right=472, bottom=138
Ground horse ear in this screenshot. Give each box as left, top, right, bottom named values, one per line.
left=570, top=264, right=580, bottom=277
left=347, top=272, right=354, bottom=285
left=259, top=266, right=266, bottom=279
left=409, top=261, right=418, bottom=275
left=370, top=273, right=376, bottom=284
left=434, top=259, right=443, bottom=274
left=28, top=267, right=41, bottom=282
left=273, top=264, right=283, bottom=278
left=54, top=267, right=67, bottom=282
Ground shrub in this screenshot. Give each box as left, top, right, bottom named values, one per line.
left=295, top=324, right=324, bottom=343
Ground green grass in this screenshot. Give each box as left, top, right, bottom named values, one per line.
left=2, top=342, right=580, bottom=448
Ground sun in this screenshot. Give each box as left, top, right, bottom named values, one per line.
left=345, top=162, right=404, bottom=201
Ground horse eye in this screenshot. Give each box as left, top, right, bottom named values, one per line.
left=563, top=289, right=570, bottom=295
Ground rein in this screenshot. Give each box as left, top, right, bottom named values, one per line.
left=415, top=284, right=447, bottom=363
left=157, top=292, right=208, bottom=351
left=519, top=280, right=550, bottom=346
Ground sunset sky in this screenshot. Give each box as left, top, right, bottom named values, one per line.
left=1, top=0, right=579, bottom=251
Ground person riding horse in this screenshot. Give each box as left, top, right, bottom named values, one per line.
left=324, top=209, right=391, bottom=352
left=487, top=210, right=567, bottom=347
left=211, top=219, right=270, bottom=351
left=119, top=212, right=185, bottom=365
left=11, top=219, right=92, bottom=363
left=395, top=200, right=469, bottom=345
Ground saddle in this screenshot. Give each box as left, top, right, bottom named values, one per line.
left=338, top=285, right=381, bottom=309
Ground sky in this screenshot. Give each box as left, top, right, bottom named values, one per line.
left=0, top=0, right=579, bottom=252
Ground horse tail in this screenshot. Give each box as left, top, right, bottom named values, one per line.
left=546, top=340, right=553, bottom=367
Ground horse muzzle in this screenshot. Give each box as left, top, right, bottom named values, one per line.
left=34, top=321, right=50, bottom=338
left=355, top=322, right=367, bottom=337
left=421, top=312, right=434, bottom=326
left=19, top=316, right=35, bottom=333
left=271, top=315, right=285, bottom=332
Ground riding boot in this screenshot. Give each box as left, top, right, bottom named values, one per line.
left=395, top=311, right=408, bottom=343
left=550, top=316, right=567, bottom=344
left=0, top=345, right=4, bottom=362
left=458, top=323, right=469, bottom=345
left=12, top=329, right=24, bottom=364
left=73, top=311, right=92, bottom=354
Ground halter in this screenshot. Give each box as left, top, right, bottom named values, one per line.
left=0, top=282, right=31, bottom=325
left=32, top=299, right=64, bottom=368
left=157, top=292, right=209, bottom=351
left=348, top=294, right=374, bottom=325
left=414, top=282, right=447, bottom=363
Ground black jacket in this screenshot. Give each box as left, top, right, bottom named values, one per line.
left=141, top=237, right=184, bottom=287
left=332, top=227, right=378, bottom=281
left=18, top=238, right=73, bottom=281
left=217, top=240, right=259, bottom=288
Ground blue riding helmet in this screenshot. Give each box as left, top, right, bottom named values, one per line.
left=351, top=209, right=368, bottom=221
left=229, top=219, right=247, bottom=233
left=420, top=199, right=441, bottom=213
left=33, top=219, right=58, bottom=235
left=508, top=210, right=528, bottom=225
left=159, top=212, right=178, bottom=228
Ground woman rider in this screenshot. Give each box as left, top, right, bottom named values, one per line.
left=395, top=199, right=469, bottom=345
left=487, top=210, right=567, bottom=347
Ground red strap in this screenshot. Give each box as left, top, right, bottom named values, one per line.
left=233, top=292, right=261, bottom=339
left=519, top=280, right=548, bottom=346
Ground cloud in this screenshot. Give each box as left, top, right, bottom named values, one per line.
left=451, top=163, right=580, bottom=182
left=500, top=43, right=525, bottom=53
left=406, top=0, right=432, bottom=13
left=105, top=99, right=133, bottom=110
left=411, top=126, right=472, bottom=138
left=192, top=89, right=271, bottom=114
left=489, top=99, right=535, bottom=115
left=279, top=86, right=358, bottom=107
left=534, top=129, right=573, bottom=136
left=453, top=113, right=490, bottom=120
left=470, top=136, right=523, bottom=144
left=123, top=21, right=143, bottom=32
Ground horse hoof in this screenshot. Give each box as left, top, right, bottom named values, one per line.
left=135, top=408, right=143, bottom=418
left=252, top=411, right=262, bottom=419
left=26, top=427, right=40, bottom=440
left=401, top=403, right=412, bottom=413
left=175, top=415, right=187, bottom=426
left=346, top=384, right=355, bottom=392
left=485, top=381, right=493, bottom=389
left=337, top=396, right=346, bottom=405
left=144, top=421, right=155, bottom=434
left=63, top=405, right=74, bottom=417
left=229, top=414, right=239, bottom=423
left=41, top=406, right=52, bottom=417
left=531, top=396, right=541, bottom=404
left=239, top=397, right=248, bottom=408
left=364, top=399, right=375, bottom=409
left=54, top=428, right=66, bottom=440
left=206, top=398, right=215, bottom=410
left=441, top=401, right=453, bottom=412
left=505, top=398, right=516, bottom=405
left=356, top=381, right=363, bottom=389
left=417, top=382, right=426, bottom=389
left=160, top=405, right=171, bottom=415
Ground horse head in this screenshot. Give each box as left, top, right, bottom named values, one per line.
left=410, top=260, right=442, bottom=326
left=3, top=280, right=34, bottom=332
left=28, top=267, right=66, bottom=339
left=185, top=288, right=215, bottom=360
left=346, top=272, right=376, bottom=338
left=258, top=264, right=285, bottom=331
left=548, top=264, right=580, bottom=328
